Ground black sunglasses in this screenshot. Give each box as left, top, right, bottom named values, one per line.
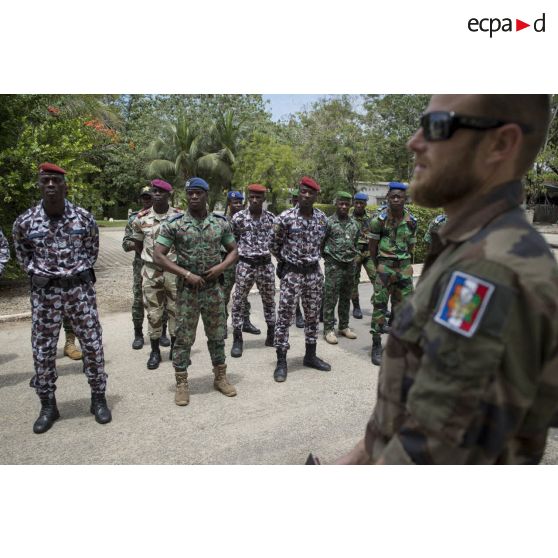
left=419, top=111, right=532, bottom=141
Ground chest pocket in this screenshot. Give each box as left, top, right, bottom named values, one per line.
left=27, top=231, right=49, bottom=253
left=69, top=228, right=86, bottom=248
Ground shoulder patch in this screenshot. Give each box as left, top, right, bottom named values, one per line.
left=137, top=208, right=151, bottom=218
left=167, top=213, right=184, bottom=223
left=434, top=271, right=495, bottom=338
left=378, top=211, right=388, bottom=221
left=435, top=214, right=446, bottom=224
left=407, top=212, right=417, bottom=222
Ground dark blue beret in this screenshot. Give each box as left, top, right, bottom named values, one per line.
left=185, top=177, right=209, bottom=191
left=227, top=191, right=244, bottom=200
left=388, top=181, right=408, bottom=191
left=354, top=192, right=369, bottom=201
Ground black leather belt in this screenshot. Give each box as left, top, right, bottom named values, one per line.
left=31, top=269, right=96, bottom=289
left=283, top=262, right=319, bottom=275
left=239, top=255, right=272, bottom=267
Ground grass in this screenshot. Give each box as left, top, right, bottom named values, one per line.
left=97, top=220, right=128, bottom=228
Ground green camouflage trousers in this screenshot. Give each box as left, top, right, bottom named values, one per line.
left=370, top=258, right=414, bottom=335
left=142, top=264, right=177, bottom=340
left=173, top=281, right=225, bottom=371
left=132, top=256, right=168, bottom=329
left=351, top=249, right=376, bottom=302
left=223, top=263, right=250, bottom=321
left=323, top=258, right=355, bottom=332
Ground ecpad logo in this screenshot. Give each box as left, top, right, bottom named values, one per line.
left=468, top=13, right=546, bottom=37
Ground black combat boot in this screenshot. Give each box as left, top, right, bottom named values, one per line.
left=90, top=393, right=112, bottom=424
left=231, top=328, right=243, bottom=358
left=371, top=335, right=382, bottom=365
left=380, top=323, right=392, bottom=334
left=33, top=395, right=60, bottom=434
left=352, top=298, right=363, bottom=319
left=303, top=343, right=331, bottom=371
left=159, top=323, right=171, bottom=347
left=265, top=324, right=275, bottom=347
left=274, top=349, right=288, bottom=382
left=295, top=303, right=305, bottom=328
left=132, top=326, right=144, bottom=350
left=242, top=318, right=261, bottom=335
left=147, top=339, right=161, bottom=369
left=170, top=335, right=176, bottom=361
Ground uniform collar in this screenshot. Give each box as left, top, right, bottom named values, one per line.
left=39, top=199, right=75, bottom=221
left=438, top=180, right=523, bottom=244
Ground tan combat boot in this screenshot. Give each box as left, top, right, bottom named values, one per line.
left=324, top=330, right=338, bottom=344
left=64, top=332, right=83, bottom=360
left=338, top=328, right=357, bottom=339
left=175, top=372, right=190, bottom=406
left=213, top=364, right=237, bottom=397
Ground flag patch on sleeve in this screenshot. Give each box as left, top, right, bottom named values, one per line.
left=434, top=271, right=495, bottom=337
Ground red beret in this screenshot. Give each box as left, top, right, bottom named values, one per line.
left=299, top=176, right=320, bottom=192
left=247, top=183, right=267, bottom=193
left=151, top=179, right=173, bottom=192
left=39, top=162, right=66, bottom=175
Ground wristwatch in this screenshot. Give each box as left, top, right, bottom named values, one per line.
left=184, top=270, right=191, bottom=279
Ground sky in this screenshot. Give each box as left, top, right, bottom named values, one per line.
left=262, top=94, right=332, bottom=121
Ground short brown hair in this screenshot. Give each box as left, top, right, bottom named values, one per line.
left=474, top=94, right=551, bottom=175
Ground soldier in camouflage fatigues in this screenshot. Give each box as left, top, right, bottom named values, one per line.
left=349, top=192, right=377, bottom=319
left=230, top=184, right=276, bottom=357
left=322, top=191, right=360, bottom=344
left=423, top=213, right=447, bottom=246
left=334, top=94, right=558, bottom=465
left=12, top=162, right=111, bottom=433
left=0, top=228, right=9, bottom=275
left=154, top=177, right=239, bottom=406
left=132, top=179, right=180, bottom=370
left=222, top=191, right=257, bottom=337
left=369, top=183, right=416, bottom=365
left=270, top=176, right=331, bottom=382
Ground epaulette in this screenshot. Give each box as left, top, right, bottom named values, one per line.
left=166, top=212, right=184, bottom=223
left=407, top=211, right=417, bottom=223
left=128, top=210, right=139, bottom=222
left=435, top=214, right=447, bottom=224
left=378, top=210, right=388, bottom=221
left=212, top=212, right=227, bottom=221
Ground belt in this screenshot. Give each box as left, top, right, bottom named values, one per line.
left=377, top=258, right=412, bottom=269
left=283, top=262, right=320, bottom=275
left=177, top=275, right=222, bottom=290
left=31, top=269, right=96, bottom=289
left=324, top=256, right=354, bottom=269
left=239, top=255, right=272, bottom=267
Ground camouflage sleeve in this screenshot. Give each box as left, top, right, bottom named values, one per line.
left=0, top=229, right=9, bottom=275
left=269, top=215, right=286, bottom=259
left=408, top=220, right=417, bottom=247
left=156, top=220, right=175, bottom=248
left=131, top=216, right=144, bottom=242
left=375, top=263, right=558, bottom=465
left=369, top=217, right=382, bottom=241
left=231, top=213, right=241, bottom=243
left=12, top=217, right=33, bottom=274
left=83, top=215, right=99, bottom=267
left=122, top=216, right=136, bottom=252
left=423, top=221, right=434, bottom=245
left=221, top=220, right=235, bottom=247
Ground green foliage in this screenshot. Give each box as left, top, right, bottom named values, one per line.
left=406, top=204, right=442, bottom=263
left=313, top=203, right=336, bottom=216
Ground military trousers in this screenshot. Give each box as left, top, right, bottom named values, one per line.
left=29, top=283, right=107, bottom=399
left=351, top=248, right=376, bottom=301
left=323, top=258, right=355, bottom=332
left=142, top=264, right=177, bottom=340
left=370, top=258, right=414, bottom=335
left=173, top=282, right=226, bottom=372
left=231, top=261, right=276, bottom=330
left=274, top=269, right=323, bottom=351
left=132, top=256, right=144, bottom=328
left=223, top=263, right=250, bottom=321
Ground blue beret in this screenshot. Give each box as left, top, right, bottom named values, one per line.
left=354, top=192, right=368, bottom=201
left=185, top=177, right=209, bottom=191
left=227, top=191, right=244, bottom=200
left=388, top=181, right=408, bottom=191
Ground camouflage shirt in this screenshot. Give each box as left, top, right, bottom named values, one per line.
left=0, top=228, right=9, bottom=276
left=131, top=206, right=181, bottom=264
left=369, top=208, right=417, bottom=260
left=231, top=208, right=276, bottom=258
left=122, top=210, right=141, bottom=260
left=12, top=200, right=98, bottom=278
left=349, top=208, right=374, bottom=248
left=269, top=206, right=328, bottom=266
left=322, top=213, right=360, bottom=264
left=424, top=213, right=447, bottom=245
left=156, top=211, right=235, bottom=276
left=365, top=181, right=558, bottom=464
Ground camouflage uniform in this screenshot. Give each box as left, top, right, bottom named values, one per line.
left=123, top=210, right=145, bottom=329
left=231, top=208, right=276, bottom=329
left=364, top=181, right=558, bottom=464
left=12, top=200, right=107, bottom=399
left=0, top=228, right=10, bottom=275
left=349, top=208, right=376, bottom=301
left=322, top=214, right=359, bottom=332
left=157, top=212, right=235, bottom=371
left=132, top=207, right=180, bottom=339
left=270, top=206, right=328, bottom=350
left=423, top=213, right=447, bottom=246
left=369, top=208, right=417, bottom=335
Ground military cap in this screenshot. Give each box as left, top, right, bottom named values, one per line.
left=354, top=192, right=368, bottom=201
left=336, top=191, right=352, bottom=200
left=39, top=162, right=66, bottom=175
left=388, top=181, right=408, bottom=191
left=247, top=184, right=267, bottom=193
left=227, top=191, right=244, bottom=200
left=151, top=179, right=173, bottom=192
left=139, top=186, right=153, bottom=197
left=186, top=177, right=209, bottom=191
left=299, top=176, right=320, bottom=192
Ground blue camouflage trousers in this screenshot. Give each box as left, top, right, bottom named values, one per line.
left=30, top=283, right=107, bottom=399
